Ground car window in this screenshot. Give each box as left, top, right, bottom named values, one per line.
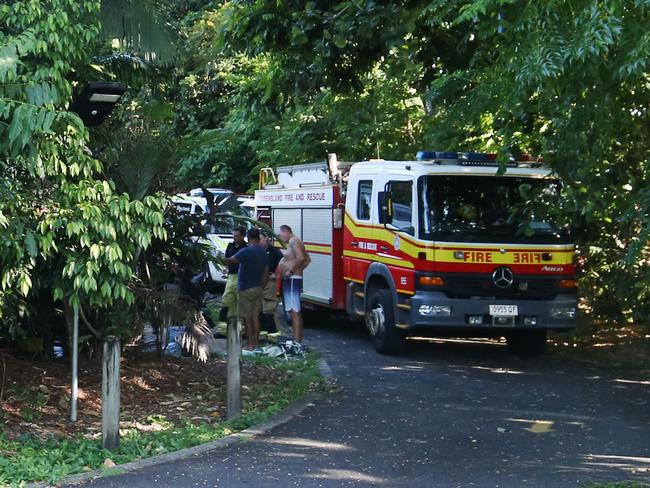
left=357, top=180, right=373, bottom=220
left=389, top=180, right=413, bottom=232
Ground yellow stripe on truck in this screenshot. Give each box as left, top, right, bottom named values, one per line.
left=344, top=211, right=575, bottom=264
left=343, top=250, right=415, bottom=269
left=344, top=212, right=429, bottom=258
left=304, top=243, right=332, bottom=254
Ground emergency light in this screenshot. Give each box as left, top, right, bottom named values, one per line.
left=460, top=152, right=496, bottom=161
left=517, top=154, right=545, bottom=163
left=416, top=151, right=458, bottom=160
left=416, top=150, right=544, bottom=167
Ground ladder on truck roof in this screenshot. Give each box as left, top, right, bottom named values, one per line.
left=260, top=154, right=350, bottom=189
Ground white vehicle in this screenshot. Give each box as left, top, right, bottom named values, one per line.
left=188, top=187, right=232, bottom=200
left=171, top=195, right=208, bottom=215
left=202, top=234, right=231, bottom=285
left=171, top=191, right=254, bottom=286
left=237, top=195, right=255, bottom=218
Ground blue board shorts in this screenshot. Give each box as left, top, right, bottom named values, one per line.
left=283, top=276, right=302, bottom=312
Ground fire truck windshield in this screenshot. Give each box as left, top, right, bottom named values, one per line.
left=417, top=175, right=570, bottom=244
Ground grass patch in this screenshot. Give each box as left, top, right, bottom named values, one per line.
left=0, top=353, right=322, bottom=487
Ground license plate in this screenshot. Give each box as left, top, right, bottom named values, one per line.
left=489, top=305, right=518, bottom=317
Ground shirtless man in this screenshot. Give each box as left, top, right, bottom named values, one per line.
left=278, top=225, right=311, bottom=342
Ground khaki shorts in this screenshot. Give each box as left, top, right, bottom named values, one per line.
left=262, top=278, right=277, bottom=314
left=238, top=287, right=262, bottom=319
left=222, top=274, right=238, bottom=318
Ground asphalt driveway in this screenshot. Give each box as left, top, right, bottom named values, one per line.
left=74, top=320, right=650, bottom=487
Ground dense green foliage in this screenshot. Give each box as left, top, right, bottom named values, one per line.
left=0, top=1, right=167, bottom=339
left=173, top=0, right=649, bottom=323
left=1, top=0, right=648, bottom=336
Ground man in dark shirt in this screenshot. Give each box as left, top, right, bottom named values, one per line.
left=259, top=230, right=283, bottom=333
left=225, top=228, right=268, bottom=350
left=222, top=227, right=247, bottom=319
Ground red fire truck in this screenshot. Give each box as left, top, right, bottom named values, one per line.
left=255, top=152, right=577, bottom=356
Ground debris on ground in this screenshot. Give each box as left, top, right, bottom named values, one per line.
left=0, top=352, right=286, bottom=441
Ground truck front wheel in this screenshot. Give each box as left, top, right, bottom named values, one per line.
left=365, top=289, right=405, bottom=355
left=506, top=329, right=547, bottom=357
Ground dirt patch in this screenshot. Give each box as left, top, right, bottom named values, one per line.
left=0, top=352, right=282, bottom=440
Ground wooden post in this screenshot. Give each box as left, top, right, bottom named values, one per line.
left=102, top=336, right=121, bottom=450
left=226, top=318, right=241, bottom=420
left=70, top=305, right=79, bottom=422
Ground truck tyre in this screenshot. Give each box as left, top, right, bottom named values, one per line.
left=506, top=329, right=547, bottom=357
left=366, top=288, right=405, bottom=355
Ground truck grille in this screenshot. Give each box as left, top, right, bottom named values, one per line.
left=440, top=274, right=561, bottom=300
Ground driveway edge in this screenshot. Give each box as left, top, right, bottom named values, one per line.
left=28, top=357, right=333, bottom=488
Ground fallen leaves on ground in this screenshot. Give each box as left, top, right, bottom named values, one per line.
left=0, top=352, right=284, bottom=441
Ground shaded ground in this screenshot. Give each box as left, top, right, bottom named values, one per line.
left=548, top=321, right=650, bottom=372
left=0, top=351, right=283, bottom=441
left=77, top=319, right=650, bottom=488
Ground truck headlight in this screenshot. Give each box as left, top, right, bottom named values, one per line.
left=550, top=307, right=576, bottom=319
left=419, top=305, right=451, bottom=317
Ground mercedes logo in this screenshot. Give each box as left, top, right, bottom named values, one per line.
left=492, top=267, right=514, bottom=288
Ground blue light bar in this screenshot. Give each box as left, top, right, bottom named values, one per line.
left=461, top=152, right=489, bottom=161
left=416, top=151, right=459, bottom=160
left=415, top=150, right=527, bottom=166
left=459, top=161, right=517, bottom=167
left=416, top=151, right=436, bottom=160
left=436, top=151, right=459, bottom=159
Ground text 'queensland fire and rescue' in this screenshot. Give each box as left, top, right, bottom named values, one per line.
left=258, top=192, right=327, bottom=203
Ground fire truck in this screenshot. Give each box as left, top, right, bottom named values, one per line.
left=255, top=152, right=577, bottom=356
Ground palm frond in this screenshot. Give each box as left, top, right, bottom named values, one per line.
left=99, top=0, right=177, bottom=64
left=179, top=310, right=213, bottom=363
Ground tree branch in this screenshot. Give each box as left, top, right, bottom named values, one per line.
left=79, top=304, right=102, bottom=339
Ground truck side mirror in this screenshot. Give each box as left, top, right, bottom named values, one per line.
left=378, top=191, right=392, bottom=224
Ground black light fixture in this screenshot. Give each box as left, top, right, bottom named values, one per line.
left=69, top=82, right=127, bottom=126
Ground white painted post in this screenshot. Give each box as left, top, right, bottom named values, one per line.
left=226, top=318, right=241, bottom=420
left=102, top=336, right=121, bottom=450
left=70, top=305, right=79, bottom=422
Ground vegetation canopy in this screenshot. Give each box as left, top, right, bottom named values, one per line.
left=176, top=0, right=649, bottom=324
left=1, top=0, right=648, bottom=351
left=0, top=1, right=167, bottom=342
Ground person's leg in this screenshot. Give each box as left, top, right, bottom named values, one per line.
left=250, top=315, right=261, bottom=349
left=261, top=280, right=277, bottom=333
left=243, top=315, right=255, bottom=350
left=238, top=288, right=253, bottom=350
left=273, top=307, right=283, bottom=332
left=250, top=287, right=263, bottom=349
left=223, top=274, right=238, bottom=318
left=282, top=278, right=292, bottom=333
left=291, top=310, right=303, bottom=342
left=286, top=277, right=303, bottom=342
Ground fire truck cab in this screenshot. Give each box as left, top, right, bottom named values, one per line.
left=255, top=153, right=577, bottom=356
